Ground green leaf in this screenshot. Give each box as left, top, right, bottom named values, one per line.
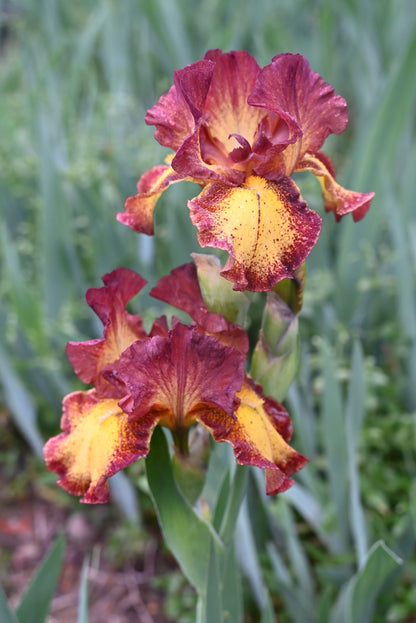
left=321, top=341, right=349, bottom=552
left=77, top=556, right=90, bottom=623
left=345, top=341, right=367, bottom=566
left=275, top=500, right=315, bottom=604
left=146, top=427, right=220, bottom=594
left=221, top=542, right=243, bottom=623
left=219, top=464, right=248, bottom=544
left=0, top=344, right=44, bottom=458
left=204, top=542, right=223, bottom=623
left=15, top=534, right=65, bottom=623
left=330, top=541, right=403, bottom=623
left=0, top=584, right=18, bottom=623
left=267, top=543, right=316, bottom=623
left=236, top=500, right=268, bottom=610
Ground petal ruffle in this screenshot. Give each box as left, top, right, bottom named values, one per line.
left=116, top=323, right=246, bottom=429
left=249, top=53, right=348, bottom=173
left=66, top=268, right=147, bottom=395
left=145, top=59, right=214, bottom=150
left=299, top=152, right=375, bottom=221
left=145, top=86, right=194, bottom=151
left=117, top=164, right=188, bottom=234
left=189, top=175, right=322, bottom=291
left=173, top=58, right=215, bottom=123
left=198, top=379, right=307, bottom=494
left=150, top=262, right=249, bottom=354
left=43, top=390, right=153, bottom=503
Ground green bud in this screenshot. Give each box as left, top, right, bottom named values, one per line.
left=192, top=253, right=250, bottom=326
left=272, top=263, right=306, bottom=314
left=251, top=291, right=300, bottom=402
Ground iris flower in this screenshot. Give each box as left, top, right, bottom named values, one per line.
left=118, top=50, right=374, bottom=292
left=44, top=264, right=306, bottom=503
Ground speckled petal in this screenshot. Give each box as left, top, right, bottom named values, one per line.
left=198, top=379, right=307, bottom=494
left=189, top=175, right=322, bottom=291
left=44, top=390, right=154, bottom=503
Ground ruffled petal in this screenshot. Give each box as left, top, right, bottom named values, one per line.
left=66, top=268, right=147, bottom=395
left=299, top=152, right=375, bottom=221
left=44, top=390, right=153, bottom=503
left=189, top=175, right=322, bottom=291
left=249, top=53, right=348, bottom=173
left=198, top=379, right=307, bottom=494
left=145, top=86, right=194, bottom=151
left=116, top=323, right=246, bottom=429
left=150, top=262, right=249, bottom=354
left=173, top=58, right=215, bottom=123
left=145, top=59, right=215, bottom=150
left=117, top=164, right=188, bottom=234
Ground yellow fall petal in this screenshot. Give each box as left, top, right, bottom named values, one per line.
left=199, top=380, right=307, bottom=494
left=189, top=175, right=322, bottom=291
left=44, top=390, right=151, bottom=503
left=234, top=382, right=300, bottom=469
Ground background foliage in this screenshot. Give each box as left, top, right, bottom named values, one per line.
left=1, top=0, right=416, bottom=621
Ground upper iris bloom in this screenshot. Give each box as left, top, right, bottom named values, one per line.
left=118, top=50, right=374, bottom=291
left=44, top=264, right=306, bottom=503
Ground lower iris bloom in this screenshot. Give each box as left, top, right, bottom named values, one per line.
left=117, top=49, right=374, bottom=292
left=44, top=265, right=307, bottom=503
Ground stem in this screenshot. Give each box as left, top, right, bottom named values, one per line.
left=171, top=426, right=190, bottom=456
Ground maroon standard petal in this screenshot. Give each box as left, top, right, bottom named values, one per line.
left=173, top=58, right=215, bottom=122
left=145, top=58, right=214, bottom=151
left=249, top=53, right=348, bottom=172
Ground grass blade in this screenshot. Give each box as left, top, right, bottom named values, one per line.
left=15, top=534, right=65, bottom=623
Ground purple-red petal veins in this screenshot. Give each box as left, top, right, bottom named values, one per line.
left=201, top=51, right=263, bottom=155
left=117, top=164, right=188, bottom=235
left=198, top=379, right=307, bottom=494
left=299, top=153, right=375, bottom=221
left=44, top=390, right=153, bottom=503
left=189, top=175, right=322, bottom=291
left=117, top=323, right=246, bottom=429
left=249, top=53, right=348, bottom=173
left=150, top=262, right=249, bottom=354
left=66, top=268, right=147, bottom=394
